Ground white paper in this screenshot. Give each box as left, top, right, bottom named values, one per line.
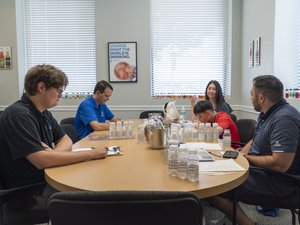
left=198, top=159, right=246, bottom=172
left=72, top=147, right=93, bottom=152
left=181, top=142, right=222, bottom=150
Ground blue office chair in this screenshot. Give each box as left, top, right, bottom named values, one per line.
left=48, top=191, right=205, bottom=225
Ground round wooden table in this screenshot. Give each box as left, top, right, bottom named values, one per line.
left=45, top=120, right=249, bottom=199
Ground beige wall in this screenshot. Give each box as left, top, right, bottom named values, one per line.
left=2, top=0, right=294, bottom=122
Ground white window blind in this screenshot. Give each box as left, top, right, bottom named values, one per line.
left=23, top=0, right=96, bottom=95
left=151, top=0, right=231, bottom=97
left=274, top=0, right=300, bottom=89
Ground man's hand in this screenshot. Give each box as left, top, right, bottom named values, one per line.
left=90, top=145, right=108, bottom=160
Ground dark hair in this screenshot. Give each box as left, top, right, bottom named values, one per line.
left=193, top=100, right=214, bottom=114
left=205, top=80, right=225, bottom=111
left=94, top=80, right=113, bottom=94
left=252, top=75, right=283, bottom=102
left=24, top=64, right=68, bottom=96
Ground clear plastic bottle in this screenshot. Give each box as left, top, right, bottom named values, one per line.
left=187, top=148, right=199, bottom=182
left=109, top=122, right=115, bottom=139
left=198, top=123, right=206, bottom=142
left=116, top=121, right=123, bottom=138
left=212, top=123, right=219, bottom=143
left=123, top=121, right=129, bottom=137
left=168, top=145, right=178, bottom=177
left=205, top=123, right=213, bottom=143
left=222, top=129, right=231, bottom=150
left=177, top=146, right=188, bottom=180
left=128, top=120, right=134, bottom=138
left=179, top=105, right=186, bottom=122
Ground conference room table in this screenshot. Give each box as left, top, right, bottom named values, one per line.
left=45, top=119, right=249, bottom=199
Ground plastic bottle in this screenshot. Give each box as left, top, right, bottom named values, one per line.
left=198, top=123, right=206, bottom=142
left=123, top=121, right=129, bottom=137
left=212, top=123, right=219, bottom=143
left=179, top=106, right=186, bottom=122
left=177, top=146, right=188, bottom=180
left=205, top=123, right=213, bottom=143
left=128, top=120, right=134, bottom=138
left=222, top=129, right=231, bottom=150
left=187, top=148, right=199, bottom=182
left=116, top=121, right=123, bottom=138
left=109, top=122, right=115, bottom=139
left=168, top=145, right=178, bottom=177
left=285, top=89, right=289, bottom=99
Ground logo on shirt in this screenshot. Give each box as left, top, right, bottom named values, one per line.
left=274, top=141, right=281, bottom=147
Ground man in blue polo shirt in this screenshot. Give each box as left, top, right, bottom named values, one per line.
left=207, top=75, right=300, bottom=225
left=75, top=80, right=121, bottom=139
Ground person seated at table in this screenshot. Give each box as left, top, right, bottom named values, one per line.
left=191, top=80, right=233, bottom=120
left=74, top=80, right=122, bottom=139
left=193, top=100, right=240, bottom=148
left=207, top=75, right=300, bottom=225
left=0, top=64, right=108, bottom=213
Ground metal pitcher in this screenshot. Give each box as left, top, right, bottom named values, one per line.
left=144, top=122, right=167, bottom=149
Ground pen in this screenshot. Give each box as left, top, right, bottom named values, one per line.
left=208, top=151, right=222, bottom=158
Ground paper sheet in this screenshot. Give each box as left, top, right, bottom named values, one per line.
left=198, top=159, right=246, bottom=172
left=181, top=142, right=222, bottom=150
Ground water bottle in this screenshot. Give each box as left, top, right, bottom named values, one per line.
left=212, top=123, right=219, bottom=143
left=187, top=148, right=199, bottom=182
left=198, top=123, right=206, bottom=142
left=123, top=121, right=129, bottom=137
left=179, top=105, right=187, bottom=122
left=128, top=120, right=134, bottom=138
left=205, top=123, right=213, bottom=143
left=223, top=129, right=231, bottom=150
left=177, top=146, right=188, bottom=179
left=116, top=121, right=122, bottom=138
left=109, top=122, right=115, bottom=139
left=168, top=145, right=178, bottom=177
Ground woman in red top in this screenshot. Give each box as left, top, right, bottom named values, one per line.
left=193, top=100, right=240, bottom=149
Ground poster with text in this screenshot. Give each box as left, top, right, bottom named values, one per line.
left=108, top=42, right=137, bottom=83
left=0, top=46, right=12, bottom=69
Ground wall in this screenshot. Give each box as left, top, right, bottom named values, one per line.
left=0, top=0, right=242, bottom=120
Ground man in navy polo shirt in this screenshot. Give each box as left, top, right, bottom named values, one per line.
left=208, top=75, right=300, bottom=225
left=75, top=80, right=121, bottom=139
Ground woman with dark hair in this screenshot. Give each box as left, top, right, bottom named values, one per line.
left=191, top=80, right=232, bottom=120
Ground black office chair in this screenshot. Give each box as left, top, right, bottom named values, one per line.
left=61, top=124, right=80, bottom=143
left=60, top=117, right=75, bottom=125
left=48, top=191, right=205, bottom=225
left=232, top=119, right=256, bottom=147
left=139, top=110, right=164, bottom=119
left=229, top=113, right=237, bottom=125
left=234, top=167, right=300, bottom=225
left=0, top=176, right=49, bottom=225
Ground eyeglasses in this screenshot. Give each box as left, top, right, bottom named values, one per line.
left=55, top=88, right=64, bottom=96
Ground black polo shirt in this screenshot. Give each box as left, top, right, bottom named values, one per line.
left=0, top=94, right=65, bottom=189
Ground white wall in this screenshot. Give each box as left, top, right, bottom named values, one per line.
left=0, top=0, right=288, bottom=122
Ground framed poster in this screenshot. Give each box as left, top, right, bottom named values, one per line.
left=108, top=42, right=137, bottom=83
left=248, top=41, right=254, bottom=68
left=0, top=46, right=12, bottom=70
left=255, top=37, right=261, bottom=66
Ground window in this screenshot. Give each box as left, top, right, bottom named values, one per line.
left=151, top=0, right=231, bottom=98
left=22, top=0, right=96, bottom=95
left=274, top=0, right=300, bottom=89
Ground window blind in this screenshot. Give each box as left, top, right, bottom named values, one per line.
left=151, top=0, right=231, bottom=98
left=23, top=0, right=96, bottom=95
left=274, top=0, right=300, bottom=89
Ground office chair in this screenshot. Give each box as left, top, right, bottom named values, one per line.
left=229, top=113, right=237, bottom=125
left=48, top=191, right=205, bottom=225
left=139, top=110, right=164, bottom=119
left=61, top=124, right=80, bottom=143
left=0, top=176, right=49, bottom=225
left=233, top=167, right=300, bottom=225
left=60, top=117, right=75, bottom=125
left=232, top=119, right=256, bottom=147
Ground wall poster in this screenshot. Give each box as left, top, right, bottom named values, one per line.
left=108, top=42, right=137, bottom=83
left=0, top=46, right=12, bottom=69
